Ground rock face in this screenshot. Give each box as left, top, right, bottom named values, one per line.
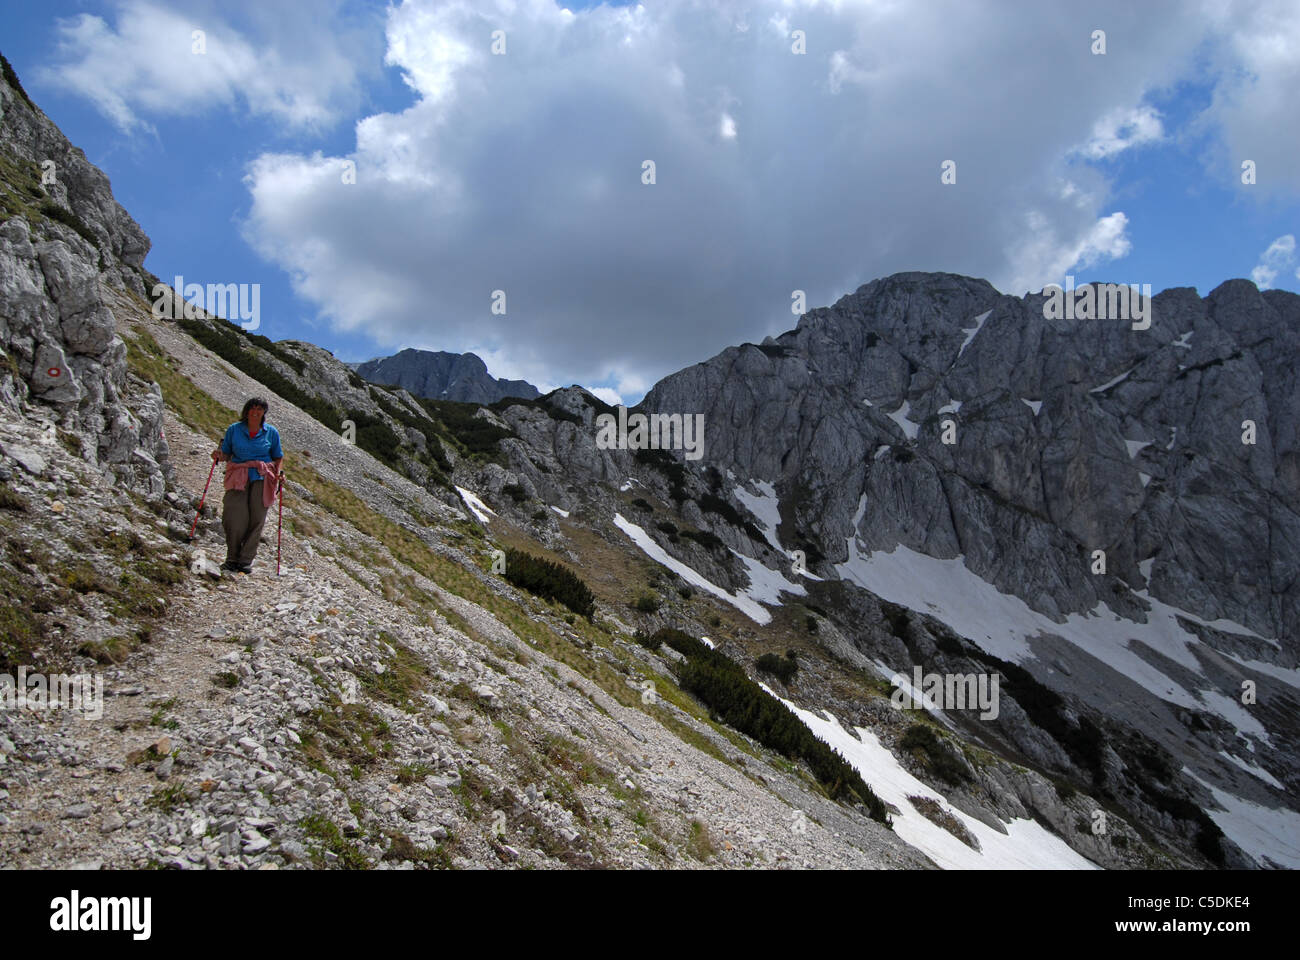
left=0, top=62, right=170, bottom=496
left=643, top=271, right=1300, bottom=643
left=355, top=349, right=540, bottom=405
left=478, top=273, right=1298, bottom=868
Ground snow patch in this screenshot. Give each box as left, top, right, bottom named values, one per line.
left=872, top=660, right=952, bottom=726
left=834, top=538, right=1279, bottom=732
left=873, top=444, right=890, bottom=460
left=886, top=401, right=920, bottom=440
left=1124, top=438, right=1151, bottom=459
left=734, top=480, right=783, bottom=551
left=550, top=505, right=570, bottom=518
left=768, top=693, right=1098, bottom=870
left=731, top=549, right=806, bottom=607
left=612, top=513, right=771, bottom=624
left=1196, top=690, right=1271, bottom=745
left=1090, top=367, right=1134, bottom=394
left=957, top=310, right=992, bottom=360
left=1172, top=330, right=1193, bottom=349
left=455, top=486, right=495, bottom=524
left=1218, top=751, right=1284, bottom=790
left=1139, top=472, right=1152, bottom=487
left=1184, top=770, right=1300, bottom=869
left=1021, top=398, right=1043, bottom=416
left=937, top=400, right=962, bottom=415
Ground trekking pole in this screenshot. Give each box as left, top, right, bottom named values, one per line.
left=276, top=469, right=284, bottom=577
left=188, top=458, right=217, bottom=542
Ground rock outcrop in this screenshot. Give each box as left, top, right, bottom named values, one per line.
left=0, top=59, right=170, bottom=496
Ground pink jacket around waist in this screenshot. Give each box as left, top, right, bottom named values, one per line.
left=224, top=461, right=279, bottom=508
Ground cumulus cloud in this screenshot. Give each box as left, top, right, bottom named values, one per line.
left=45, top=0, right=1300, bottom=396
left=1004, top=211, right=1133, bottom=296
left=38, top=0, right=378, bottom=133
left=241, top=0, right=1242, bottom=396
left=1250, top=235, right=1296, bottom=289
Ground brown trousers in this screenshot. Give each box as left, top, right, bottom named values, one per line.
left=222, top=480, right=268, bottom=565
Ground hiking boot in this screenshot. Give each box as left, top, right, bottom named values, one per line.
left=236, top=562, right=253, bottom=574
left=220, top=561, right=240, bottom=573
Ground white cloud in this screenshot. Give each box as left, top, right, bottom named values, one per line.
left=1074, top=105, right=1165, bottom=159
left=38, top=0, right=376, bottom=133
left=589, top=387, right=624, bottom=406
left=46, top=0, right=1300, bottom=396
left=1250, top=234, right=1296, bottom=289
left=1005, top=211, right=1133, bottom=295
left=1195, top=0, right=1300, bottom=193
left=246, top=0, right=1227, bottom=393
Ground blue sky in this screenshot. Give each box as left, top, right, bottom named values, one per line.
left=4, top=0, right=1297, bottom=403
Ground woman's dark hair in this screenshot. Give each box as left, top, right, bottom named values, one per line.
left=240, top=397, right=269, bottom=425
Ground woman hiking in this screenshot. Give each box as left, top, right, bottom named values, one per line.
left=211, top=397, right=284, bottom=574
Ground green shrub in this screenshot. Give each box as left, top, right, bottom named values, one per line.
left=756, top=652, right=798, bottom=684
left=501, top=483, right=528, bottom=503
left=1, top=52, right=35, bottom=109
left=699, top=492, right=743, bottom=527
left=634, top=448, right=688, bottom=501
left=652, top=628, right=890, bottom=823
left=681, top=529, right=723, bottom=551
left=488, top=393, right=582, bottom=426
left=899, top=724, right=971, bottom=786
left=179, top=317, right=345, bottom=434
left=502, top=547, right=595, bottom=619
left=414, top=398, right=514, bottom=461
left=631, top=497, right=652, bottom=512
left=632, top=591, right=661, bottom=613
left=0, top=481, right=29, bottom=511
left=344, top=408, right=404, bottom=463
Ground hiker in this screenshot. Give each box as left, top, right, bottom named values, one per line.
left=211, top=397, right=283, bottom=573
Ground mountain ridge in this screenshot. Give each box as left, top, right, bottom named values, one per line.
left=355, top=348, right=540, bottom=405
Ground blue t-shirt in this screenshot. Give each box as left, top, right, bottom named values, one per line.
left=221, top=421, right=282, bottom=481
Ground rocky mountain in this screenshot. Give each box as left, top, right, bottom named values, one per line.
left=2, top=56, right=1295, bottom=872
left=354, top=349, right=540, bottom=405
left=480, top=271, right=1300, bottom=868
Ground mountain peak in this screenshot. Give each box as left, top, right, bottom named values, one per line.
left=355, top=349, right=539, bottom=404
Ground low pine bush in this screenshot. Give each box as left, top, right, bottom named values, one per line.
left=756, top=651, right=798, bottom=684
left=651, top=628, right=890, bottom=824
left=502, top=547, right=595, bottom=619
